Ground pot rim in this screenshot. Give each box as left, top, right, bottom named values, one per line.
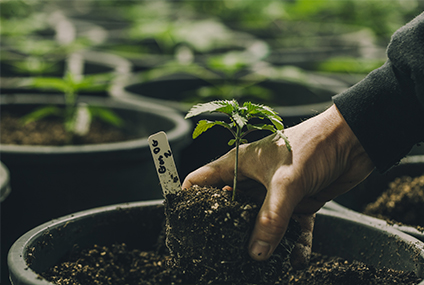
left=324, top=200, right=424, bottom=240
left=327, top=155, right=424, bottom=241
left=8, top=200, right=164, bottom=285
left=0, top=94, right=191, bottom=155
left=111, top=70, right=347, bottom=115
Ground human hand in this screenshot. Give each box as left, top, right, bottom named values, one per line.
left=182, top=104, right=374, bottom=268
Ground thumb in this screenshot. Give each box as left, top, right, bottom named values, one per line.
left=248, top=182, right=300, bottom=261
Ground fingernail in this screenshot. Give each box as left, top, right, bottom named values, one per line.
left=250, top=240, right=271, bottom=258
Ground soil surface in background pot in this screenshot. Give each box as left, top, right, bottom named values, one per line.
left=0, top=111, right=136, bottom=145
left=363, top=174, right=424, bottom=231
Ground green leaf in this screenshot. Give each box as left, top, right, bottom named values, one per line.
left=20, top=106, right=62, bottom=125
left=228, top=139, right=236, bottom=146
left=88, top=106, right=124, bottom=127
left=244, top=102, right=281, bottom=119
left=269, top=116, right=285, bottom=131
left=192, top=120, right=232, bottom=139
left=30, top=77, right=69, bottom=92
left=185, top=100, right=235, bottom=118
left=75, top=73, right=114, bottom=92
left=232, top=111, right=247, bottom=129
left=247, top=123, right=276, bottom=132
left=192, top=120, right=216, bottom=139
left=276, top=130, right=292, bottom=152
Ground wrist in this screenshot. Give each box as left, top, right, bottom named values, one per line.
left=320, top=104, right=372, bottom=167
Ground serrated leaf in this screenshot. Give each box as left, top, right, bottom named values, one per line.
left=192, top=120, right=216, bottom=139
left=185, top=100, right=233, bottom=119
left=276, top=130, right=292, bottom=152
left=269, top=116, right=285, bottom=131
left=244, top=102, right=281, bottom=119
left=185, top=99, right=242, bottom=119
left=243, top=102, right=285, bottom=131
left=247, top=123, right=276, bottom=132
left=217, top=99, right=239, bottom=115
left=20, top=105, right=62, bottom=125
left=192, top=120, right=233, bottom=139
left=232, top=111, right=247, bottom=128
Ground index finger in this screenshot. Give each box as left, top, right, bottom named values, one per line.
left=182, top=164, right=230, bottom=189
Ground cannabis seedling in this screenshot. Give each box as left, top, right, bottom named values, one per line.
left=21, top=71, right=124, bottom=143
left=185, top=99, right=291, bottom=201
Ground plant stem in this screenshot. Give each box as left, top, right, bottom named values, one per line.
left=232, top=126, right=241, bottom=201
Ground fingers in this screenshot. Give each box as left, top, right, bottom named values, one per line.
left=182, top=151, right=236, bottom=189
left=248, top=175, right=302, bottom=261
left=182, top=165, right=225, bottom=189
left=290, top=214, right=315, bottom=269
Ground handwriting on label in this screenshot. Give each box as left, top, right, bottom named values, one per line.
left=151, top=139, right=172, bottom=174
left=148, top=131, right=181, bottom=196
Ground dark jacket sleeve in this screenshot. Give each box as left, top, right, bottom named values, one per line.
left=333, top=12, right=424, bottom=173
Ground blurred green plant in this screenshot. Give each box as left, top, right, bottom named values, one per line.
left=4, top=36, right=94, bottom=76
left=182, top=0, right=423, bottom=43
left=128, top=18, right=248, bottom=54
left=0, top=12, right=49, bottom=37
left=316, top=57, right=386, bottom=74
left=21, top=72, right=124, bottom=143
left=272, top=0, right=422, bottom=43
left=138, top=41, right=318, bottom=108
left=10, top=57, right=59, bottom=75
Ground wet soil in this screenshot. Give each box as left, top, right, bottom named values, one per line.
left=363, top=174, right=424, bottom=231
left=0, top=111, right=135, bottom=145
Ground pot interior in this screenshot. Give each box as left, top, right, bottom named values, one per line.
left=124, top=74, right=335, bottom=107
left=0, top=96, right=176, bottom=142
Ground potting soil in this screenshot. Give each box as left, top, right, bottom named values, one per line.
left=363, top=174, right=424, bottom=230
left=39, top=185, right=422, bottom=284
left=40, top=242, right=422, bottom=285
left=0, top=111, right=135, bottom=145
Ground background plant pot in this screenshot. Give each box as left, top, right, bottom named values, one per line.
left=0, top=94, right=191, bottom=285
left=8, top=201, right=424, bottom=285
left=332, top=155, right=424, bottom=241
left=112, top=71, right=347, bottom=176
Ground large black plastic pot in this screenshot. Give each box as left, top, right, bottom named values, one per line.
left=8, top=200, right=424, bottom=285
left=333, top=155, right=424, bottom=242
left=113, top=72, right=347, bottom=176
left=0, top=94, right=191, bottom=285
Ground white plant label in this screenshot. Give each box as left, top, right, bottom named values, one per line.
left=148, top=131, right=181, bottom=196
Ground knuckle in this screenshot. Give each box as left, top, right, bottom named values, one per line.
left=257, top=210, right=287, bottom=236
